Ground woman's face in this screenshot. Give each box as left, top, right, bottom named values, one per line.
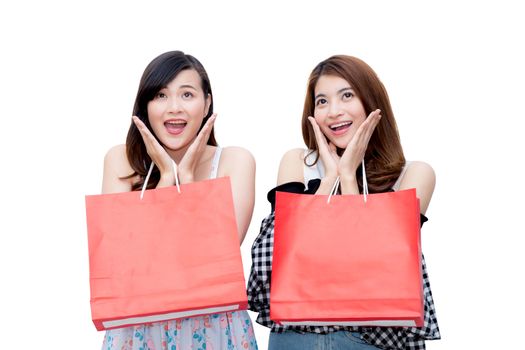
left=313, top=74, right=367, bottom=149
left=147, top=69, right=210, bottom=151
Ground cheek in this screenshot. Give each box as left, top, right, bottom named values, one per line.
left=353, top=106, right=367, bottom=123
left=147, top=102, right=164, bottom=120
left=313, top=109, right=326, bottom=123
left=186, top=100, right=207, bottom=118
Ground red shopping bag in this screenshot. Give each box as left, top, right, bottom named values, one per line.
left=85, top=177, right=247, bottom=331
left=271, top=187, right=423, bottom=327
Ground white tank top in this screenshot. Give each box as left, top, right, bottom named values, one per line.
left=209, top=147, right=222, bottom=179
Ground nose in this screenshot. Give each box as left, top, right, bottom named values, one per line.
left=166, top=96, right=183, bottom=114
left=327, top=101, right=342, bottom=119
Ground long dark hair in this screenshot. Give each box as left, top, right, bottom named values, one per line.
left=302, top=55, right=405, bottom=193
left=125, top=51, right=217, bottom=191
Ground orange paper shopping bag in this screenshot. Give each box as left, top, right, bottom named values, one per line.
left=271, top=179, right=423, bottom=327
left=85, top=177, right=247, bottom=331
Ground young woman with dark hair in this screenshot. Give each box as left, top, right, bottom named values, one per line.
left=102, top=51, right=258, bottom=350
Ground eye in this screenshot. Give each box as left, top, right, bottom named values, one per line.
left=182, top=91, right=193, bottom=99
left=343, top=92, right=353, bottom=99
left=154, top=92, right=167, bottom=99
left=315, top=98, right=327, bottom=106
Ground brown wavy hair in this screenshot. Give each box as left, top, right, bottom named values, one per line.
left=125, top=51, right=217, bottom=191
left=302, top=55, right=405, bottom=193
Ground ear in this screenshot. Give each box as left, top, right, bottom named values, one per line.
left=204, top=93, right=212, bottom=116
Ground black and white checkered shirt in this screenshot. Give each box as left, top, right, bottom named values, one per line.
left=247, top=181, right=440, bottom=350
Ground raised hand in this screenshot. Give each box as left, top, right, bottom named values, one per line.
left=177, top=113, right=217, bottom=183
left=338, top=109, right=382, bottom=179
left=132, top=116, right=176, bottom=184
left=308, top=116, right=340, bottom=179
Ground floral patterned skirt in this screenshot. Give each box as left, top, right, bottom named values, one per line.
left=102, top=311, right=258, bottom=350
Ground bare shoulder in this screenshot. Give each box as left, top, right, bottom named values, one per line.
left=399, top=161, right=436, bottom=214
left=277, top=148, right=306, bottom=186
left=102, top=144, right=135, bottom=193
left=104, top=144, right=133, bottom=181
left=281, top=148, right=306, bottom=164
left=403, top=161, right=436, bottom=186
left=104, top=144, right=126, bottom=162
left=104, top=144, right=133, bottom=177
left=218, top=146, right=255, bottom=174
left=220, top=146, right=255, bottom=164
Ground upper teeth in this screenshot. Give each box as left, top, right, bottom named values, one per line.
left=166, top=121, right=186, bottom=125
left=330, top=121, right=352, bottom=129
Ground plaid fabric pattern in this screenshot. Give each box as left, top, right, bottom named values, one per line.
left=247, top=211, right=440, bottom=350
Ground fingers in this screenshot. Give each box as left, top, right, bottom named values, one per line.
left=367, top=109, right=382, bottom=128
left=189, top=114, right=217, bottom=152
left=353, top=109, right=382, bottom=144
left=328, top=142, right=341, bottom=166
left=329, top=142, right=336, bottom=153
left=308, top=116, right=330, bottom=150
left=340, top=109, right=382, bottom=168
left=182, top=114, right=217, bottom=166
left=132, top=116, right=171, bottom=172
left=368, top=109, right=382, bottom=126
left=197, top=113, right=217, bottom=146
left=132, top=115, right=148, bottom=135
left=309, top=117, right=340, bottom=177
left=362, top=109, right=382, bottom=144
left=132, top=116, right=159, bottom=150
left=328, top=141, right=340, bottom=158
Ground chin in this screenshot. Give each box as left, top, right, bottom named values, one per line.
left=331, top=139, right=350, bottom=150
left=161, top=138, right=190, bottom=152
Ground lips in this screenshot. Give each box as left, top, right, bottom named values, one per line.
left=164, top=119, right=187, bottom=135
left=329, top=121, right=352, bottom=135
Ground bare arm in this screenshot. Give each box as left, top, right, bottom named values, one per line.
left=101, top=145, right=134, bottom=194
left=277, top=148, right=304, bottom=185
left=277, top=148, right=338, bottom=194
left=219, top=147, right=256, bottom=244
left=398, top=161, right=436, bottom=215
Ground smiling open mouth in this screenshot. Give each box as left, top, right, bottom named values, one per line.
left=329, top=121, right=352, bottom=132
left=165, top=120, right=187, bottom=135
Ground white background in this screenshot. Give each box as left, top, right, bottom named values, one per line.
left=1, top=1, right=523, bottom=349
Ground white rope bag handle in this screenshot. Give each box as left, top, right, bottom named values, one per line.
left=140, top=160, right=181, bottom=200
left=327, top=159, right=368, bottom=204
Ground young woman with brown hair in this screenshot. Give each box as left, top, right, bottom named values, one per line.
left=248, top=55, right=440, bottom=349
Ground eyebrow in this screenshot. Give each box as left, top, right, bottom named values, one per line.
left=315, top=87, right=353, bottom=100
left=178, top=84, right=198, bottom=90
